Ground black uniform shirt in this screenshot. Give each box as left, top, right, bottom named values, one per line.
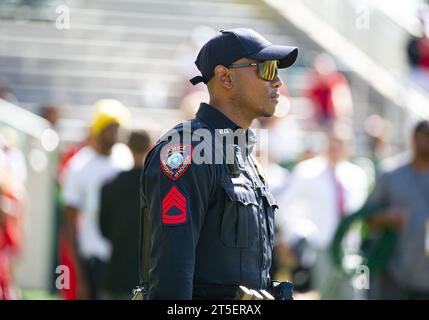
left=140, top=103, right=278, bottom=299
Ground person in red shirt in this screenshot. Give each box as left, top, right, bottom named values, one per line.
left=306, top=53, right=353, bottom=128
left=0, top=167, right=22, bottom=300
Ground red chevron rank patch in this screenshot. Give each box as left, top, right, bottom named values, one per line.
left=160, top=144, right=192, bottom=181
left=162, top=185, right=187, bottom=225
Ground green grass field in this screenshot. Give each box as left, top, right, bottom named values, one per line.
left=20, top=289, right=59, bottom=300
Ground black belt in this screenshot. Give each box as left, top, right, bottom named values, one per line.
left=193, top=284, right=239, bottom=300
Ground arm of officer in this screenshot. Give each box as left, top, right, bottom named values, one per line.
left=142, top=141, right=214, bottom=299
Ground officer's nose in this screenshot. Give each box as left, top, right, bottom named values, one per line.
left=271, top=74, right=282, bottom=88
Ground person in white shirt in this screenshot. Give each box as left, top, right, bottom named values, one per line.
left=62, top=99, right=132, bottom=300
left=277, top=128, right=369, bottom=299
left=0, top=128, right=27, bottom=187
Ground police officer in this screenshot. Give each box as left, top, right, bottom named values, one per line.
left=139, top=28, right=298, bottom=299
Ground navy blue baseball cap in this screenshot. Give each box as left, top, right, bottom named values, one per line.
left=190, top=28, right=298, bottom=85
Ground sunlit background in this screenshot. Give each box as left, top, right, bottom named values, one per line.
left=1, top=0, right=429, bottom=299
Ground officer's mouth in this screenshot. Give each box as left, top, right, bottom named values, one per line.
left=270, top=92, right=280, bottom=103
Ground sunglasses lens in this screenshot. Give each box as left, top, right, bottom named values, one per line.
left=259, top=60, right=278, bottom=81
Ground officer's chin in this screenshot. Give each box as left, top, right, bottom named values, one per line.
left=262, top=107, right=276, bottom=118
left=263, top=99, right=278, bottom=117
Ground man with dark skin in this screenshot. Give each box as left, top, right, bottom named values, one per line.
left=365, top=120, right=429, bottom=299
left=139, top=28, right=298, bottom=300
left=62, top=99, right=130, bottom=300
left=367, top=121, right=429, bottom=231
left=63, top=124, right=118, bottom=299
left=207, top=57, right=282, bottom=130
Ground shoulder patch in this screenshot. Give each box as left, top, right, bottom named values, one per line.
left=160, top=144, right=192, bottom=181
left=162, top=185, right=187, bottom=225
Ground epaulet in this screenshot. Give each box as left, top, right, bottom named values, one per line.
left=155, top=119, right=211, bottom=147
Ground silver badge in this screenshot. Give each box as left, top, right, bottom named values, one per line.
left=167, top=152, right=184, bottom=169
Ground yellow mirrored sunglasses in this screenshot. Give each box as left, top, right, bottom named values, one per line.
left=228, top=60, right=279, bottom=81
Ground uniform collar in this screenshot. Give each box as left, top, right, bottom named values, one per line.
left=195, top=102, right=257, bottom=154
left=196, top=103, right=240, bottom=132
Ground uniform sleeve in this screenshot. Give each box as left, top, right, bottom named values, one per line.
left=141, top=141, right=214, bottom=299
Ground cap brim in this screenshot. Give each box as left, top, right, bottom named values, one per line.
left=249, top=45, right=298, bottom=68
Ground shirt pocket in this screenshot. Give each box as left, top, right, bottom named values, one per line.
left=263, top=191, right=279, bottom=248
left=220, top=181, right=259, bottom=248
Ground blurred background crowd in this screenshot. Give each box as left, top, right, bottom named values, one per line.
left=1, top=0, right=429, bottom=300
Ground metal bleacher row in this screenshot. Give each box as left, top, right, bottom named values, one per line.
left=0, top=0, right=299, bottom=113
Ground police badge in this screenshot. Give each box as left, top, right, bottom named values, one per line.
left=160, top=144, right=193, bottom=181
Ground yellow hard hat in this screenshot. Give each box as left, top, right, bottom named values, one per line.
left=90, top=99, right=130, bottom=136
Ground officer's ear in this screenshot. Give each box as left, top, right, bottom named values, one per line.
left=213, top=65, right=233, bottom=89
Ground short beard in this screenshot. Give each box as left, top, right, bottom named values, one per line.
left=262, top=110, right=275, bottom=117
